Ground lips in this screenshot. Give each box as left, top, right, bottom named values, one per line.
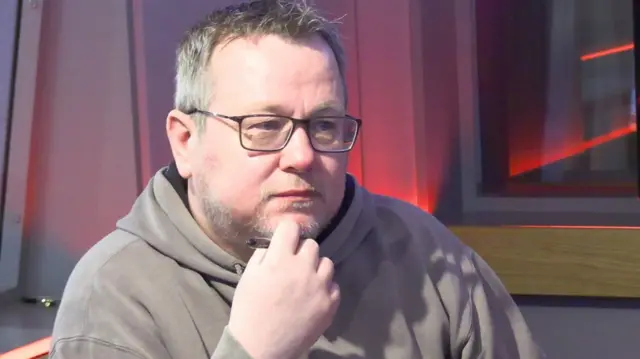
left=273, top=190, right=319, bottom=198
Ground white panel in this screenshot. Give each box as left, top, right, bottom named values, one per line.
left=17, top=0, right=139, bottom=297
left=0, top=0, right=41, bottom=293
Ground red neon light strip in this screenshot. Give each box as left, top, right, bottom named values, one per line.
left=509, top=123, right=636, bottom=177
left=511, top=225, right=640, bottom=230
left=0, top=337, right=51, bottom=359
left=580, top=43, right=634, bottom=61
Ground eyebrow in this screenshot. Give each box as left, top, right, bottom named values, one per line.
left=248, top=100, right=345, bottom=117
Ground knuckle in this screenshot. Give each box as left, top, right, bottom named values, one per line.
left=323, top=284, right=340, bottom=312
left=332, top=285, right=341, bottom=302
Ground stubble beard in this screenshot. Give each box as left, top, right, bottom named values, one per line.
left=195, top=181, right=326, bottom=244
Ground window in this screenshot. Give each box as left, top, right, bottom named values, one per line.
left=474, top=0, right=636, bottom=198
left=448, top=0, right=640, bottom=298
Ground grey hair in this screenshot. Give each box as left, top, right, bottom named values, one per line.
left=174, top=0, right=347, bottom=130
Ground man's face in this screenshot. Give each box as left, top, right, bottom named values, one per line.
left=174, top=34, right=348, bottom=240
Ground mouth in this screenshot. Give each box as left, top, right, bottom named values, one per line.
left=271, top=190, right=320, bottom=199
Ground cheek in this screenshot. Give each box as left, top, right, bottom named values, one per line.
left=202, top=151, right=278, bottom=207
left=321, top=152, right=348, bottom=176
left=319, top=155, right=346, bottom=178
left=318, top=154, right=348, bottom=202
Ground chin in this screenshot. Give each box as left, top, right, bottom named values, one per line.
left=274, top=210, right=318, bottom=224
left=267, top=211, right=325, bottom=238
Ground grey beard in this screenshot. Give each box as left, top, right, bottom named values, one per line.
left=199, top=195, right=241, bottom=240
left=199, top=192, right=324, bottom=242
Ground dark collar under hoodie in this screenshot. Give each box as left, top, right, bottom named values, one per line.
left=49, top=165, right=546, bottom=359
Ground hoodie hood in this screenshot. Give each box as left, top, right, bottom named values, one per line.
left=115, top=166, right=375, bottom=299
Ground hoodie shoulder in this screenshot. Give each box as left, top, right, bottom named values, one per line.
left=367, top=194, right=545, bottom=358
left=370, top=193, right=471, bottom=257
left=51, top=229, right=174, bottom=358
left=367, top=193, right=476, bottom=306
left=59, top=229, right=159, bottom=305
left=69, top=230, right=146, bottom=281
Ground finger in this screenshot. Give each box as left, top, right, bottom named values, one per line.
left=245, top=248, right=267, bottom=269
left=263, top=219, right=301, bottom=263
left=297, top=238, right=320, bottom=268
left=316, top=256, right=335, bottom=282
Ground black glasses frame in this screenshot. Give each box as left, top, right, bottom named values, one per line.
left=186, top=109, right=362, bottom=153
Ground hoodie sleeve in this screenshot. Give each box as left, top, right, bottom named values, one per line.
left=459, top=252, right=547, bottom=359
left=49, top=329, right=254, bottom=359
left=210, top=326, right=255, bottom=359
left=49, top=337, right=151, bottom=359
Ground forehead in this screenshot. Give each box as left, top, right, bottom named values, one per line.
left=208, top=34, right=344, bottom=113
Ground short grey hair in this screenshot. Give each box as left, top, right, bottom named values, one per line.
left=174, top=0, right=347, bottom=130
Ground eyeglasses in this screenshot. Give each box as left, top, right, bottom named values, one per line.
left=186, top=109, right=362, bottom=153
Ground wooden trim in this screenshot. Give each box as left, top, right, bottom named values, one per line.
left=450, top=226, right=640, bottom=298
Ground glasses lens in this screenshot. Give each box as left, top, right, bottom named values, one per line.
left=239, top=116, right=359, bottom=152
left=309, top=117, right=358, bottom=151
left=240, top=116, right=293, bottom=150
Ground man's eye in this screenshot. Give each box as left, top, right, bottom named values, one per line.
left=248, top=119, right=286, bottom=131
left=312, top=120, right=338, bottom=131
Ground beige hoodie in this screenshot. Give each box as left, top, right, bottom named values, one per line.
left=50, top=166, right=545, bottom=359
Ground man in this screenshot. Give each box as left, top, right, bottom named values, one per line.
left=50, top=1, right=545, bottom=358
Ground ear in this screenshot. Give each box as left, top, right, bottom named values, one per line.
left=166, top=109, right=198, bottom=179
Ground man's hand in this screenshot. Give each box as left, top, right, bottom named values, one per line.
left=228, top=220, right=341, bottom=359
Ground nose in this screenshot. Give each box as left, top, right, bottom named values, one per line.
left=278, top=127, right=315, bottom=172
